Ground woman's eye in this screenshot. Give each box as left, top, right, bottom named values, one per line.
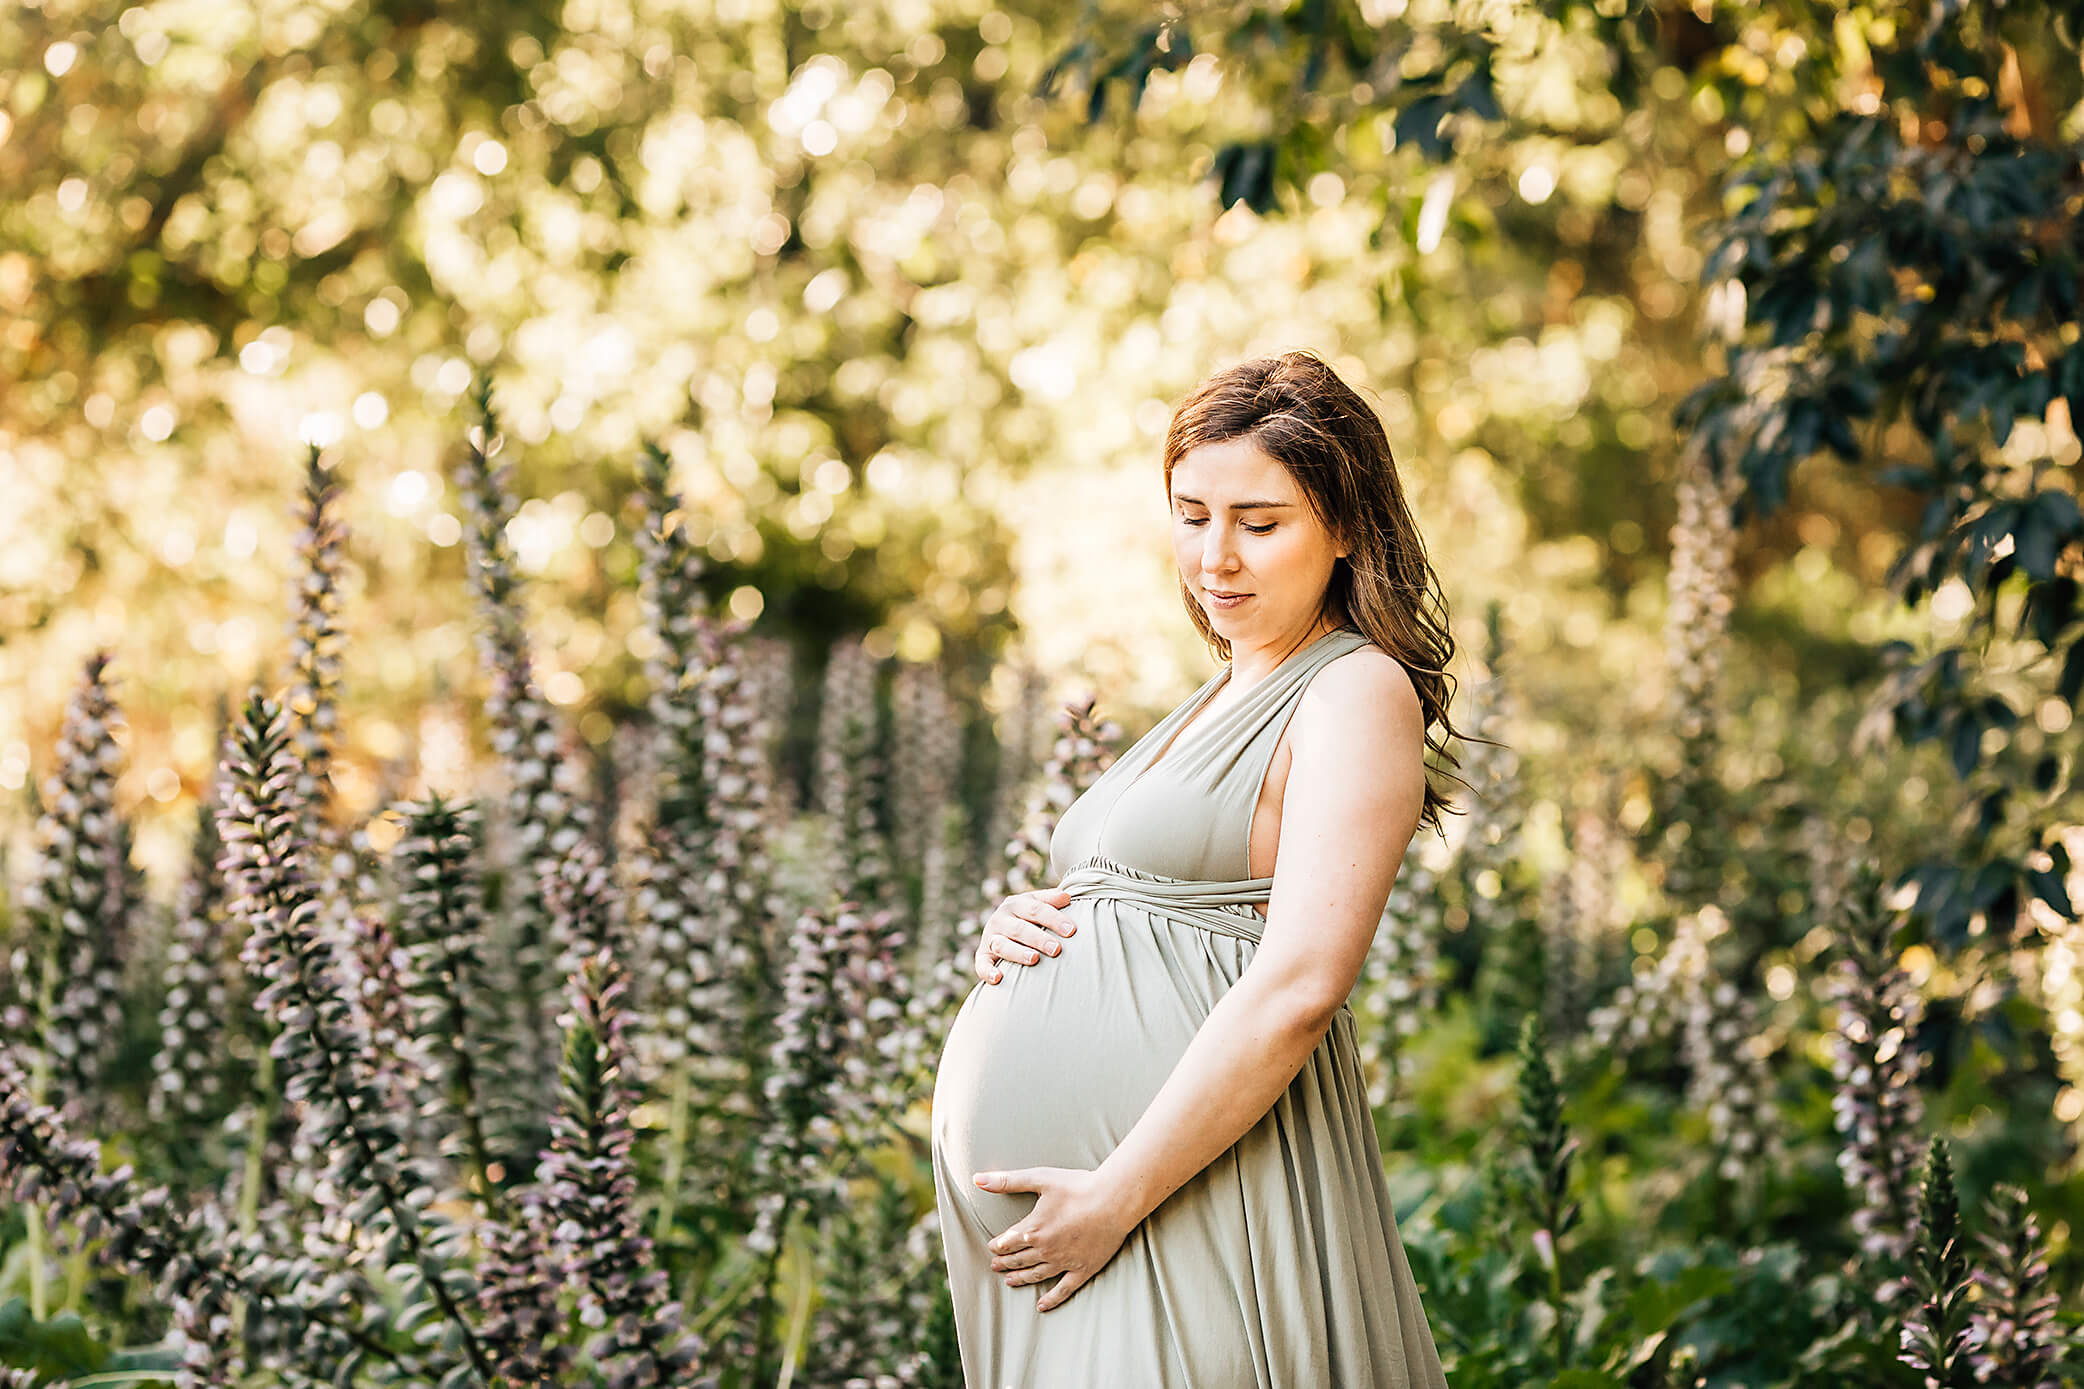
left=1178, top=517, right=1274, bottom=534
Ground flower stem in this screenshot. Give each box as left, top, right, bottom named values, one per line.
left=63, top=1245, right=87, bottom=1311
left=775, top=1224, right=817, bottom=1389
left=238, top=1047, right=274, bottom=1239
left=654, top=1066, right=692, bottom=1247
left=229, top=1023, right=275, bottom=1349
left=24, top=1199, right=44, bottom=1322
left=749, top=1192, right=796, bottom=1384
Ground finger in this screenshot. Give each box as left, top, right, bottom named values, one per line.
left=1037, top=1266, right=1093, bottom=1312
left=976, top=1168, right=1044, bottom=1200
left=991, top=1247, right=1047, bottom=1272
left=991, top=932, right=1042, bottom=967
left=1005, top=1261, right=1058, bottom=1288
left=1014, top=899, right=1078, bottom=938
left=979, top=936, right=1017, bottom=976
left=1003, top=921, right=1062, bottom=958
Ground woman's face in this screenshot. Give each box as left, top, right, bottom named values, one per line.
left=1169, top=436, right=1344, bottom=648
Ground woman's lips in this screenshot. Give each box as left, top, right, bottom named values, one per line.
left=1208, top=590, right=1252, bottom=608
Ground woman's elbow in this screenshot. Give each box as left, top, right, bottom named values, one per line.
left=1291, top=985, right=1351, bottom=1035
left=1249, top=973, right=1348, bottom=1039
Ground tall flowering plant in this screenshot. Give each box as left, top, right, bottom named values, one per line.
left=285, top=445, right=353, bottom=910
left=624, top=441, right=790, bottom=1269
left=3, top=651, right=134, bottom=1321
left=1965, top=1183, right=2062, bottom=1388
left=216, top=690, right=497, bottom=1385
left=1900, top=1135, right=1975, bottom=1388
left=388, top=794, right=503, bottom=1215
left=1826, top=857, right=1929, bottom=1304
left=8, top=651, right=132, bottom=1118
left=453, top=378, right=600, bottom=1163
left=148, top=713, right=250, bottom=1151
left=1656, top=438, right=1744, bottom=906
left=817, top=635, right=897, bottom=912
left=535, top=947, right=704, bottom=1387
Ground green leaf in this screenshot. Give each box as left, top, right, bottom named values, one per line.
left=1950, top=712, right=1982, bottom=778
left=1875, top=464, right=1933, bottom=491
left=106, top=1343, right=184, bottom=1372
left=2020, top=576, right=2075, bottom=646
left=1031, top=39, right=1094, bottom=100
left=0, top=1300, right=112, bottom=1378
left=1970, top=859, right=2015, bottom=910
left=2029, top=866, right=2074, bottom=916
left=1623, top=1261, right=1735, bottom=1335
left=1394, top=94, right=1451, bottom=162
left=1454, top=66, right=1502, bottom=123
left=2061, top=637, right=2084, bottom=707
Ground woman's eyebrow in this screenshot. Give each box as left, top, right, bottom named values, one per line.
left=1172, top=494, right=1294, bottom=510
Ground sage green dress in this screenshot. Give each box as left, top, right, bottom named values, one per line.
left=931, top=625, right=1449, bottom=1388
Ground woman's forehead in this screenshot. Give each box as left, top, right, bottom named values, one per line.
left=1172, top=438, right=1294, bottom=494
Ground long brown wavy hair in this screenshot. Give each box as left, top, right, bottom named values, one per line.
left=1162, top=349, right=1479, bottom=840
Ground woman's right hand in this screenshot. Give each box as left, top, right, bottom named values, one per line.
left=975, top=887, right=1078, bottom=984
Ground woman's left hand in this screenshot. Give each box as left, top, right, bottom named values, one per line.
left=973, top=1166, right=1135, bottom=1312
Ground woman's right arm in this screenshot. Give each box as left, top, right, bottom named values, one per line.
left=974, top=887, right=1078, bottom=984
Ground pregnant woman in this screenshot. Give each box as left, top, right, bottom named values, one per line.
left=930, top=350, right=1459, bottom=1386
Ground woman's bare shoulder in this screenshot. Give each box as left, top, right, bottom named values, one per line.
left=1296, top=643, right=1424, bottom=753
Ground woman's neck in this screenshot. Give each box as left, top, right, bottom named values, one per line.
left=1227, top=615, right=1347, bottom=689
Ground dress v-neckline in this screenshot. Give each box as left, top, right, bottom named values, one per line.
left=1123, top=625, right=1350, bottom=793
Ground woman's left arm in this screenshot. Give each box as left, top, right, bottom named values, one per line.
left=975, top=650, right=1428, bottom=1310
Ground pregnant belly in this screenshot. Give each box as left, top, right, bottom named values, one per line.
left=930, top=897, right=1248, bottom=1236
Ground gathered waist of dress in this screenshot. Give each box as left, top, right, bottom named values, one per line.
left=1053, top=856, right=1359, bottom=1021
left=1054, top=854, right=1274, bottom=946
